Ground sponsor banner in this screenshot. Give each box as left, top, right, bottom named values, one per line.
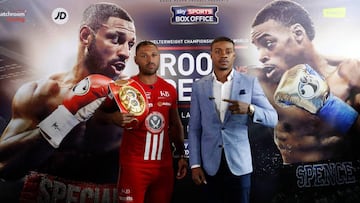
left=170, top=5, right=219, bottom=25
left=20, top=172, right=117, bottom=203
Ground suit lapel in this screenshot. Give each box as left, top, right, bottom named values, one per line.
left=223, top=72, right=241, bottom=123
left=203, top=75, right=213, bottom=98
left=231, top=73, right=242, bottom=100
left=202, top=75, right=221, bottom=122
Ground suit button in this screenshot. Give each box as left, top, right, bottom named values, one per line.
left=221, top=127, right=225, bottom=130
left=218, top=145, right=223, bottom=148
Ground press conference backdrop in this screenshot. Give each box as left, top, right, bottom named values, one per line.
left=1, top=0, right=360, bottom=202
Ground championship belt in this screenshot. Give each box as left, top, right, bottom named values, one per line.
left=109, top=78, right=149, bottom=128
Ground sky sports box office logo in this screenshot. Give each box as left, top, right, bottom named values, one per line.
left=171, top=5, right=218, bottom=25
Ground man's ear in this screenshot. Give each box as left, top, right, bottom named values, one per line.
left=210, top=51, right=214, bottom=59
left=290, top=23, right=306, bottom=42
left=134, top=55, right=138, bottom=65
left=79, top=26, right=93, bottom=45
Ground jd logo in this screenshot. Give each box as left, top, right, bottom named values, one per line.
left=52, top=8, right=69, bottom=25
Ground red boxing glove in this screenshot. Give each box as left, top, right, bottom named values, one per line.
left=63, top=74, right=112, bottom=118
left=39, top=74, right=113, bottom=148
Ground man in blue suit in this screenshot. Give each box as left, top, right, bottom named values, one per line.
left=188, top=36, right=278, bottom=203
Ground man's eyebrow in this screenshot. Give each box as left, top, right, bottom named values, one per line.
left=115, top=31, right=126, bottom=36
left=110, top=31, right=135, bottom=42
left=115, top=26, right=136, bottom=33
left=101, top=23, right=136, bottom=33
left=251, top=32, right=268, bottom=44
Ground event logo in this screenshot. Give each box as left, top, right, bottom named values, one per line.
left=170, top=5, right=218, bottom=25
left=0, top=9, right=26, bottom=23
left=71, top=76, right=90, bottom=95
left=145, top=111, right=165, bottom=134
left=51, top=8, right=69, bottom=25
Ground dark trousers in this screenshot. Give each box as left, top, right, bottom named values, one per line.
left=203, top=152, right=251, bottom=203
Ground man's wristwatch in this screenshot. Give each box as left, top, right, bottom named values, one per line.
left=248, top=104, right=255, bottom=116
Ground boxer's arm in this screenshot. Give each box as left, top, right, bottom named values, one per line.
left=337, top=59, right=360, bottom=88
left=337, top=59, right=360, bottom=133
left=168, top=108, right=185, bottom=157
left=323, top=55, right=347, bottom=67
left=0, top=75, right=113, bottom=179
left=0, top=119, right=56, bottom=180
left=168, top=107, right=188, bottom=179
left=318, top=58, right=360, bottom=133
left=0, top=83, right=56, bottom=180
left=324, top=56, right=360, bottom=89
left=38, top=74, right=112, bottom=148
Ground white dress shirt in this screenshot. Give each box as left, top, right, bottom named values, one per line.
left=212, top=69, right=234, bottom=122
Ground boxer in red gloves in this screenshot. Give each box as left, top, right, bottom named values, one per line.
left=0, top=3, right=136, bottom=203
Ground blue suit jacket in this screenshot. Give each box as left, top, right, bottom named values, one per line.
left=188, top=71, right=278, bottom=176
